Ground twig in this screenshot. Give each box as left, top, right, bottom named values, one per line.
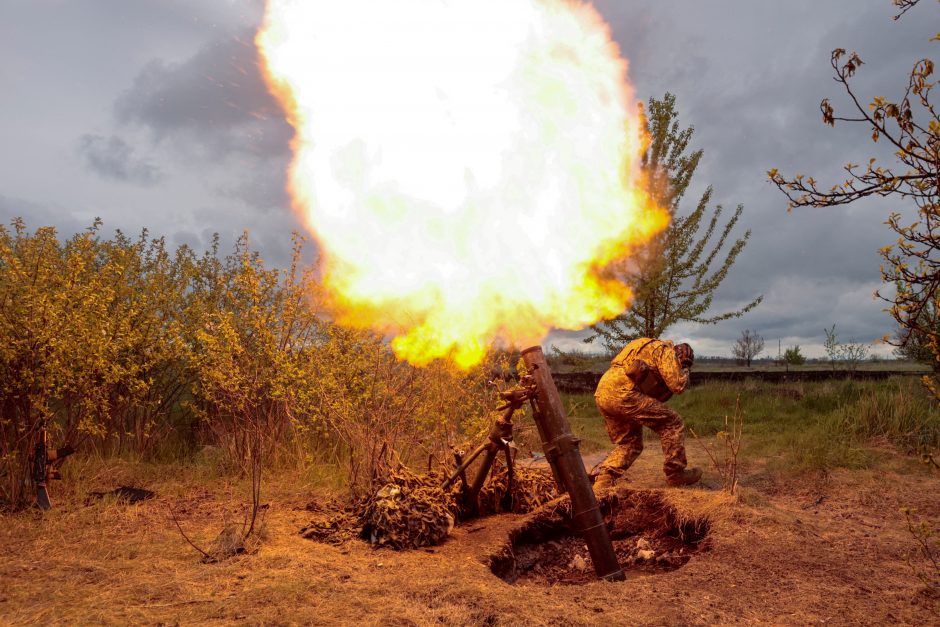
left=923, top=450, right=940, bottom=471
left=135, top=599, right=220, bottom=608
left=689, top=428, right=722, bottom=472
left=689, top=397, right=744, bottom=494
left=168, top=504, right=214, bottom=562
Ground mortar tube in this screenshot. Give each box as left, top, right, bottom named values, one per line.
left=521, top=346, right=625, bottom=582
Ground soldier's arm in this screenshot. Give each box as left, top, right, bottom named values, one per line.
left=657, top=345, right=689, bottom=394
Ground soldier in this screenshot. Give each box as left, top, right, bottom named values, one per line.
left=591, top=338, right=702, bottom=490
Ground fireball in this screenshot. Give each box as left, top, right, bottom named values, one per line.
left=257, top=0, right=667, bottom=368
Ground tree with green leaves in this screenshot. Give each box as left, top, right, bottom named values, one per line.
left=0, top=217, right=501, bottom=510
left=893, top=295, right=938, bottom=365
left=186, top=231, right=324, bottom=542
left=768, top=0, right=939, bottom=401
left=587, top=93, right=762, bottom=352
left=783, top=345, right=806, bottom=367
left=824, top=323, right=871, bottom=372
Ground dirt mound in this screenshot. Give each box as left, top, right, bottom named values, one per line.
left=489, top=488, right=710, bottom=585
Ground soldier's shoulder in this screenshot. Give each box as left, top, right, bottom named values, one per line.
left=650, top=339, right=675, bottom=355
left=623, top=337, right=651, bottom=351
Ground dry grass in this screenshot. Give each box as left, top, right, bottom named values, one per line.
left=660, top=485, right=737, bottom=531
left=3, top=446, right=940, bottom=625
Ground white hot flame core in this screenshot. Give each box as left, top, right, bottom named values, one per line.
left=258, top=0, right=666, bottom=367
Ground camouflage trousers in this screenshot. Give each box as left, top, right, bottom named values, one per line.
left=593, top=391, right=689, bottom=480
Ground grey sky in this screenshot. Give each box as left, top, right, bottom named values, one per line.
left=1, top=0, right=933, bottom=358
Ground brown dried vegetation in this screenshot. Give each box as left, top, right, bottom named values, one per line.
left=3, top=445, right=939, bottom=625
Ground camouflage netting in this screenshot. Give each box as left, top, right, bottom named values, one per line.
left=476, top=462, right=558, bottom=516
left=360, top=482, right=456, bottom=549
left=299, top=511, right=360, bottom=545
left=300, top=465, right=557, bottom=550
left=300, top=469, right=459, bottom=548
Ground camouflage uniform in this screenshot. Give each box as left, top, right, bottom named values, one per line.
left=593, top=338, right=691, bottom=482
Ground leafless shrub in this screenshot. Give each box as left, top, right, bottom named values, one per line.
left=690, top=397, right=744, bottom=494
left=732, top=329, right=765, bottom=367
left=901, top=507, right=940, bottom=604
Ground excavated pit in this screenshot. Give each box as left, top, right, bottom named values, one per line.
left=489, top=489, right=710, bottom=585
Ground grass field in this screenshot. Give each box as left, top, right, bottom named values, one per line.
left=546, top=350, right=932, bottom=374
left=563, top=376, right=940, bottom=471
left=2, top=377, right=939, bottom=625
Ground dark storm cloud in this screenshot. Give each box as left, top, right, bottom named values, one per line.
left=215, top=153, right=291, bottom=212
left=77, top=134, right=163, bottom=186
left=114, top=33, right=292, bottom=160
left=183, top=201, right=307, bottom=269
left=109, top=27, right=295, bottom=219
left=693, top=278, right=890, bottom=342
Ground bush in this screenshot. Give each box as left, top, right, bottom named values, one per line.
left=0, top=219, right=498, bottom=508
left=783, top=345, right=806, bottom=366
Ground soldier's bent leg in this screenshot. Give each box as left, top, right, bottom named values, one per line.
left=629, top=396, right=689, bottom=477
left=595, top=416, right=643, bottom=482
left=653, top=419, right=689, bottom=477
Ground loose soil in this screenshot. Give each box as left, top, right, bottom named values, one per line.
left=489, top=489, right=710, bottom=585
left=1, top=447, right=938, bottom=625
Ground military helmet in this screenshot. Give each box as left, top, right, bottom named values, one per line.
left=674, top=343, right=694, bottom=367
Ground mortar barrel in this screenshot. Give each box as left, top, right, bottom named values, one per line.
left=521, top=346, right=625, bottom=582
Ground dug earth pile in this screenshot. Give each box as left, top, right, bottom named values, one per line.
left=489, top=488, right=710, bottom=585
left=299, top=466, right=715, bottom=588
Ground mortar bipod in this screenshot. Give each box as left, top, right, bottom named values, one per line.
left=441, top=377, right=536, bottom=514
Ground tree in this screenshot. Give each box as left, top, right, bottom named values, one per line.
left=0, top=217, right=503, bottom=509
left=0, top=220, right=192, bottom=506
left=824, top=325, right=840, bottom=370
left=893, top=295, right=939, bottom=364
left=840, top=341, right=871, bottom=372
left=190, top=232, right=318, bottom=512
left=822, top=323, right=869, bottom=371
left=769, top=0, right=939, bottom=401
left=783, top=345, right=806, bottom=369
left=731, top=329, right=765, bottom=367
left=0, top=219, right=148, bottom=507
left=588, top=93, right=762, bottom=352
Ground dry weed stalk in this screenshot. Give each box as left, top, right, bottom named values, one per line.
left=690, top=397, right=744, bottom=495
left=168, top=441, right=266, bottom=563
left=168, top=504, right=214, bottom=562
left=901, top=507, right=940, bottom=603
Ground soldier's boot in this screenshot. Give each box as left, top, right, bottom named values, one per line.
left=665, top=467, right=702, bottom=487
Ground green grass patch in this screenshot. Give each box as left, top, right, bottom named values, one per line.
left=561, top=393, right=609, bottom=454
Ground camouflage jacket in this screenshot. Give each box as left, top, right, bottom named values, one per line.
left=595, top=338, right=690, bottom=402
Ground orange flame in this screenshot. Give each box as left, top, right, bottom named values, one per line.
left=257, top=0, right=667, bottom=368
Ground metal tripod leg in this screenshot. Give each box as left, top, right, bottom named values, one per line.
left=465, top=442, right=500, bottom=514
left=500, top=445, right=515, bottom=512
